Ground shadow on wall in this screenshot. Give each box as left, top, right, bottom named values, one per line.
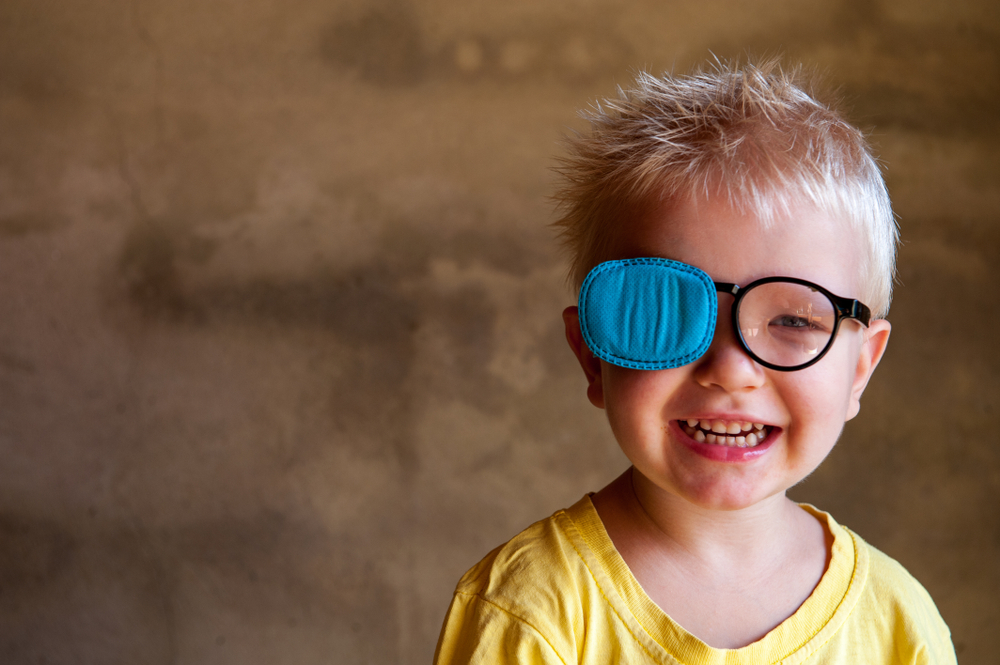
left=109, top=209, right=558, bottom=466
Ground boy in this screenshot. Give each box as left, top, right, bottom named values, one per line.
left=433, top=60, right=956, bottom=664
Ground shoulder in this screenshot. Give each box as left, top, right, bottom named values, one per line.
left=842, top=525, right=957, bottom=664
left=859, top=536, right=939, bottom=608
left=434, top=498, right=606, bottom=664
left=852, top=532, right=950, bottom=629
left=454, top=502, right=592, bottom=621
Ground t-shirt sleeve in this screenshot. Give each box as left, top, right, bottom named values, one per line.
left=889, top=576, right=957, bottom=665
left=433, top=591, right=568, bottom=665
left=904, top=600, right=955, bottom=663
left=864, top=547, right=958, bottom=665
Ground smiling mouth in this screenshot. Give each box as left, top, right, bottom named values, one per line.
left=679, top=419, right=773, bottom=448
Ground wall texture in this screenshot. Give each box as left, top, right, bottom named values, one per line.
left=0, top=1, right=997, bottom=663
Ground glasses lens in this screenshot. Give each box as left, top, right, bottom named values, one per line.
left=736, top=282, right=837, bottom=368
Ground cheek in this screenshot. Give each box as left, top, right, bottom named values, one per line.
left=783, top=368, right=854, bottom=443
left=601, top=366, right=643, bottom=426
left=601, top=365, right=678, bottom=436
left=794, top=332, right=865, bottom=413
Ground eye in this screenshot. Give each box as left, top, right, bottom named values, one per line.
left=768, top=314, right=832, bottom=334
left=771, top=315, right=814, bottom=328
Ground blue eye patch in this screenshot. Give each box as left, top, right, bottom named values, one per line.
left=578, top=258, right=718, bottom=370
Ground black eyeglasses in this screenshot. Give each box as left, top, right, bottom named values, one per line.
left=713, top=277, right=871, bottom=371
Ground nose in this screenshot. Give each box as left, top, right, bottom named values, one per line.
left=692, top=297, right=766, bottom=392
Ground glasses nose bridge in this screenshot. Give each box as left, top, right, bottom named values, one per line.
left=712, top=281, right=742, bottom=339
left=706, top=281, right=747, bottom=353
left=714, top=281, right=741, bottom=298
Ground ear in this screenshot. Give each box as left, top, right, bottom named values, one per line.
left=563, top=306, right=605, bottom=409
left=846, top=319, right=891, bottom=420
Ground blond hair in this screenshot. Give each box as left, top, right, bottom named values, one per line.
left=553, top=59, right=897, bottom=318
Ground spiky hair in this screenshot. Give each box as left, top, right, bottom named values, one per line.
left=552, top=59, right=897, bottom=318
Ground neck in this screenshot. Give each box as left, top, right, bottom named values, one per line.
left=591, top=468, right=832, bottom=649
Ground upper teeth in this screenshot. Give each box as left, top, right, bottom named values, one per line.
left=682, top=419, right=770, bottom=448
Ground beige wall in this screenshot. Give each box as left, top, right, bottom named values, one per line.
left=0, top=0, right=997, bottom=662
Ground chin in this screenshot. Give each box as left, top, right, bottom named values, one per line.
left=663, top=470, right=792, bottom=512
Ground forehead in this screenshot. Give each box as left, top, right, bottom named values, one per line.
left=615, top=195, right=865, bottom=297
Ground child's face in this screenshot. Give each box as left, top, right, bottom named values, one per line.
left=564, top=195, right=891, bottom=511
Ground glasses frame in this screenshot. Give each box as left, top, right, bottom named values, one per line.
left=713, top=276, right=872, bottom=372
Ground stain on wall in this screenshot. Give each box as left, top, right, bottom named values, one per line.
left=0, top=0, right=997, bottom=663
left=320, top=3, right=633, bottom=85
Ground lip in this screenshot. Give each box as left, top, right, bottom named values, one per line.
left=670, top=419, right=779, bottom=463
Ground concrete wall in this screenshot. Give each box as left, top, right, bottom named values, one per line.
left=0, top=0, right=997, bottom=662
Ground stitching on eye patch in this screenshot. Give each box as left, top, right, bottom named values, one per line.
left=578, top=258, right=717, bottom=370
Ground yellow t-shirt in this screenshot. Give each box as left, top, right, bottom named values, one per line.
left=434, top=496, right=955, bottom=664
